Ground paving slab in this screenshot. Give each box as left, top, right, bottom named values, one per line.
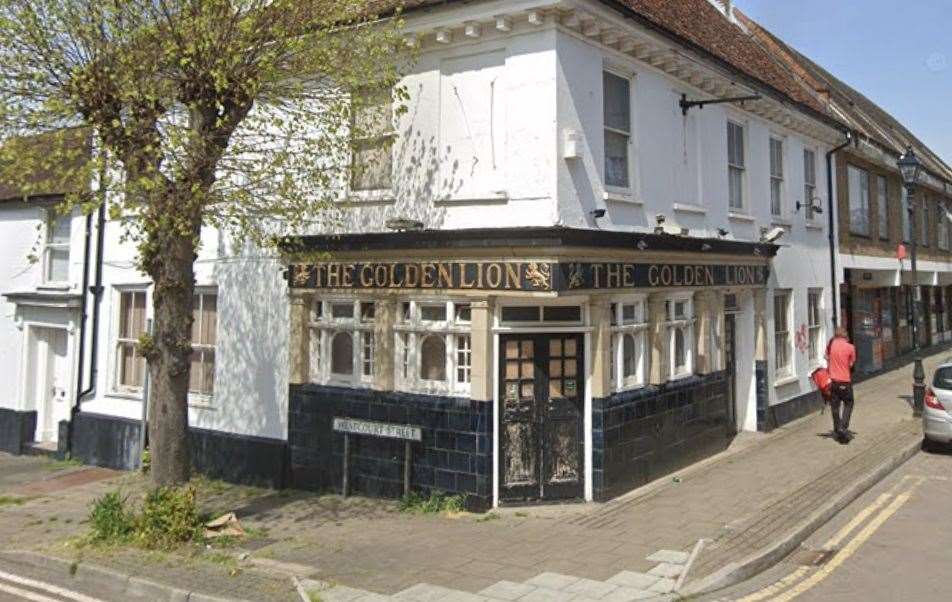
left=646, top=563, right=683, bottom=578
left=523, top=572, right=581, bottom=591
left=645, top=550, right=690, bottom=565
left=477, top=580, right=536, bottom=600
left=563, top=577, right=619, bottom=598
left=606, top=572, right=660, bottom=590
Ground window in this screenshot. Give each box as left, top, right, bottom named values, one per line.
left=901, top=186, right=912, bottom=242
left=769, top=137, right=784, bottom=216
left=920, top=201, right=930, bottom=247
left=938, top=204, right=950, bottom=251
left=610, top=299, right=647, bottom=390
left=603, top=71, right=631, bottom=189
left=803, top=149, right=817, bottom=220
left=189, top=291, right=217, bottom=396
left=500, top=305, right=583, bottom=324
left=351, top=88, right=394, bottom=191
left=396, top=300, right=471, bottom=395
left=877, top=175, right=889, bottom=240
left=43, top=211, right=71, bottom=283
left=773, top=290, right=793, bottom=378
left=309, top=300, right=376, bottom=387
left=116, top=290, right=147, bottom=392
left=727, top=121, right=745, bottom=210
left=807, top=289, right=823, bottom=365
left=848, top=166, right=870, bottom=236
left=664, top=296, right=694, bottom=379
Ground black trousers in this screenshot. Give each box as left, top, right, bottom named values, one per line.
left=830, top=381, right=854, bottom=434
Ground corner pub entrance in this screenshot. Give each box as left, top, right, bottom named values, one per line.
left=284, top=227, right=775, bottom=508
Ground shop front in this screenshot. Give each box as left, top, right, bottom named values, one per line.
left=283, top=228, right=775, bottom=508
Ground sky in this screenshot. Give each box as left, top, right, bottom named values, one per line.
left=736, top=0, right=952, bottom=166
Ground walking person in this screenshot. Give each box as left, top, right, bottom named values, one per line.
left=826, top=327, right=856, bottom=444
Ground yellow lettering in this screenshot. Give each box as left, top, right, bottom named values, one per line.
left=705, top=266, right=714, bottom=286
left=661, top=265, right=673, bottom=286
left=374, top=265, right=388, bottom=287
left=486, top=263, right=502, bottom=289
left=389, top=263, right=404, bottom=288
left=405, top=264, right=419, bottom=287
left=623, top=265, right=634, bottom=287
left=460, top=262, right=476, bottom=288
left=360, top=265, right=373, bottom=287
left=607, top=263, right=622, bottom=288
left=648, top=265, right=659, bottom=287
left=327, top=264, right=341, bottom=288
left=342, top=264, right=354, bottom=287
left=505, top=263, right=520, bottom=289
left=437, top=263, right=452, bottom=288
left=592, top=264, right=605, bottom=289
left=421, top=263, right=436, bottom=288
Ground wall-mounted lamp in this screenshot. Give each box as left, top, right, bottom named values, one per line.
left=590, top=208, right=606, bottom=218
left=795, top=198, right=824, bottom=214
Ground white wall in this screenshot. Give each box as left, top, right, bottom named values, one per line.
left=554, top=26, right=836, bottom=406
left=0, top=203, right=86, bottom=413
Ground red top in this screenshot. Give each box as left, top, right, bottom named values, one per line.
left=827, top=337, right=856, bottom=383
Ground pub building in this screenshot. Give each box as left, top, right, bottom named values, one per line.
left=284, top=228, right=777, bottom=507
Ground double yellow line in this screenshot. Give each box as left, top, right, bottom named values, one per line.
left=737, top=476, right=923, bottom=602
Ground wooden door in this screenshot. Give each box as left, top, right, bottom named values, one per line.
left=499, top=334, right=583, bottom=502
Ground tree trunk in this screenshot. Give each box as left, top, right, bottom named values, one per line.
left=146, top=227, right=199, bottom=487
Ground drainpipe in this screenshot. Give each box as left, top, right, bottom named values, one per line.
left=67, top=188, right=107, bottom=456
left=826, top=131, right=853, bottom=328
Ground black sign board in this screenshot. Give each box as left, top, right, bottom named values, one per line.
left=288, top=261, right=768, bottom=292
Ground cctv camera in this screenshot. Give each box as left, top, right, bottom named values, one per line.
left=762, top=226, right=786, bottom=243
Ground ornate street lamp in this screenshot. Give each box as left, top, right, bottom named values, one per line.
left=899, top=146, right=924, bottom=416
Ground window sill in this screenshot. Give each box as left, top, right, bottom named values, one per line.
left=37, top=283, right=71, bottom=291
left=106, top=391, right=143, bottom=401
left=673, top=203, right=707, bottom=215
left=770, top=218, right=792, bottom=228
left=435, top=192, right=508, bottom=204
left=728, top=211, right=755, bottom=223
left=603, top=191, right=642, bottom=205
left=668, top=372, right=693, bottom=382
left=774, top=374, right=798, bottom=387
left=805, top=221, right=824, bottom=231
left=341, top=190, right=395, bottom=204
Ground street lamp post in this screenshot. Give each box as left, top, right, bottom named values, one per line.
left=899, top=147, right=924, bottom=417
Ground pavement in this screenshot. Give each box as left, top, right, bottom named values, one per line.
left=0, top=349, right=941, bottom=601
left=705, top=444, right=952, bottom=601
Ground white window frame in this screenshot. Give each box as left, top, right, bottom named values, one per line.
left=901, top=185, right=912, bottom=243
left=877, top=175, right=889, bottom=240
left=664, top=294, right=695, bottom=380
left=803, top=148, right=818, bottom=221
left=940, top=202, right=951, bottom=251
left=610, top=296, right=648, bottom=391
left=112, top=287, right=148, bottom=396
left=773, top=290, right=794, bottom=379
left=769, top=136, right=785, bottom=217
left=727, top=120, right=747, bottom=211
left=42, top=209, right=71, bottom=285
left=848, top=165, right=870, bottom=236
left=309, top=299, right=377, bottom=388
left=394, top=300, right=471, bottom=396
left=189, top=288, right=218, bottom=401
left=349, top=87, right=395, bottom=198
left=807, top=288, right=824, bottom=367
left=603, top=69, right=634, bottom=194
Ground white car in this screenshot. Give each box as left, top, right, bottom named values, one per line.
left=924, top=361, right=952, bottom=449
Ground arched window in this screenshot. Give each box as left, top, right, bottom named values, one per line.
left=331, top=332, right=354, bottom=375
left=420, top=335, right=447, bottom=381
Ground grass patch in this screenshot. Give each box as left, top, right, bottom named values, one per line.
left=307, top=592, right=323, bottom=602
left=475, top=512, right=500, bottom=523
left=43, top=457, right=83, bottom=472
left=0, top=495, right=29, bottom=507
left=398, top=491, right=465, bottom=515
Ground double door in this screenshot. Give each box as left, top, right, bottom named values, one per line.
left=499, top=333, right=583, bottom=503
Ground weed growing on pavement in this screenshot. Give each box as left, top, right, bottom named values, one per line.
left=86, top=486, right=203, bottom=550
left=0, top=495, right=28, bottom=506
left=398, top=491, right=465, bottom=514
left=307, top=592, right=324, bottom=602
left=134, top=487, right=203, bottom=549
left=89, top=491, right=135, bottom=543
left=475, top=512, right=500, bottom=522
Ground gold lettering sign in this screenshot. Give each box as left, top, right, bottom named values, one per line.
left=287, top=261, right=766, bottom=291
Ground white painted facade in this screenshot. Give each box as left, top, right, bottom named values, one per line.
left=1, top=0, right=845, bottom=459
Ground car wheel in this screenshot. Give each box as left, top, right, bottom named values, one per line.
left=923, top=437, right=946, bottom=453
